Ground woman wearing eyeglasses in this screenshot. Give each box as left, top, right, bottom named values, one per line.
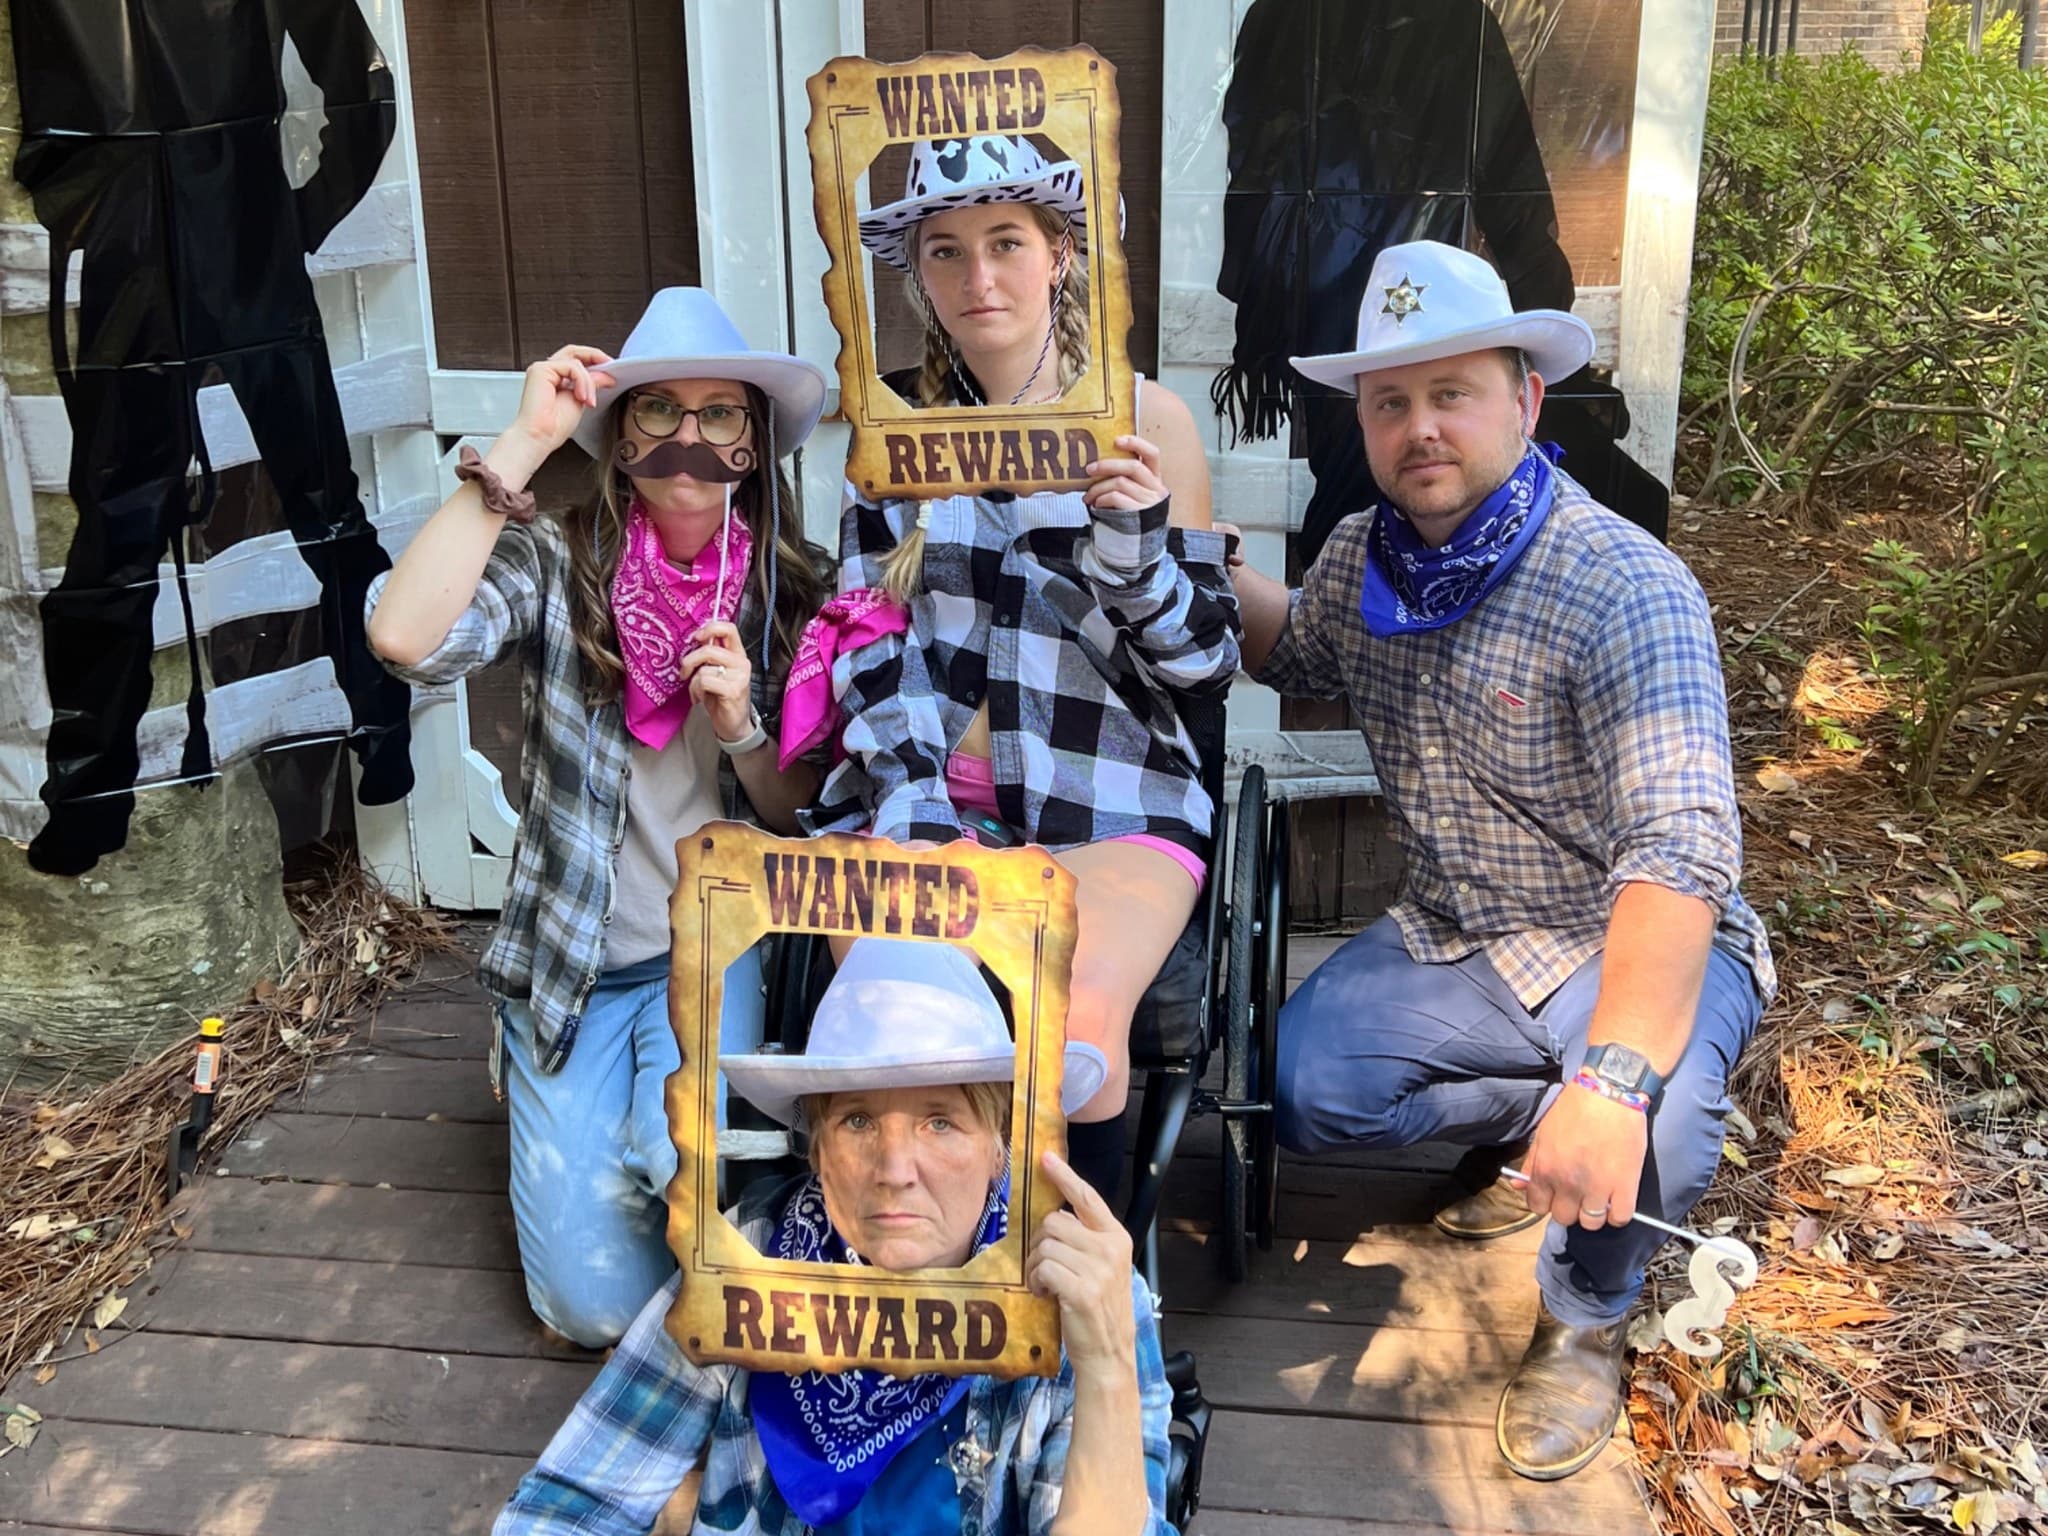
left=367, top=289, right=833, bottom=1348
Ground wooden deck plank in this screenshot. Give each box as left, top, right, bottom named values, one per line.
left=179, top=1180, right=1545, bottom=1337
left=356, top=997, right=494, bottom=1061
left=215, top=1112, right=1458, bottom=1233
left=14, top=1335, right=591, bottom=1460
left=1199, top=1411, right=1644, bottom=1534
left=136, top=1250, right=589, bottom=1361
left=0, top=1421, right=526, bottom=1535
left=1161, top=1315, right=1526, bottom=1427
left=1160, top=1164, right=1458, bottom=1242
left=1155, top=1229, right=1543, bottom=1333
left=222, top=1113, right=507, bottom=1193
left=184, top=1181, right=521, bottom=1271
left=298, top=1055, right=504, bottom=1123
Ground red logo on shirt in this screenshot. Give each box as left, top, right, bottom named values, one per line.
left=1495, top=687, right=1529, bottom=709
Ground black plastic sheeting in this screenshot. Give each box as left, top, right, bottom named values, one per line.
left=1210, top=0, right=1669, bottom=565
left=12, top=0, right=413, bottom=875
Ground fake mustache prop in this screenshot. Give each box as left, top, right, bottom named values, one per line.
left=615, top=437, right=755, bottom=482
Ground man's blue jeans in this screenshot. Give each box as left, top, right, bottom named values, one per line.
left=1275, top=916, right=1762, bottom=1328
left=499, top=944, right=765, bottom=1347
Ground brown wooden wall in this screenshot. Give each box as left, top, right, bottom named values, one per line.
left=863, top=0, right=1164, bottom=378
left=405, top=0, right=700, bottom=369
left=404, top=0, right=703, bottom=804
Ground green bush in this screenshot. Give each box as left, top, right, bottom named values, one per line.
left=1681, top=7, right=2048, bottom=798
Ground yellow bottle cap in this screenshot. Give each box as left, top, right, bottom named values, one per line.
left=199, top=1017, right=225, bottom=1037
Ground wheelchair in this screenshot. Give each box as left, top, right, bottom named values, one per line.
left=748, top=690, right=1289, bottom=1288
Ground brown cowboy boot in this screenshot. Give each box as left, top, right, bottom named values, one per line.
left=1434, top=1144, right=1543, bottom=1240
left=1494, top=1303, right=1631, bottom=1480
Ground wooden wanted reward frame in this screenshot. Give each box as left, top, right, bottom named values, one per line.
left=805, top=47, right=1137, bottom=499
left=663, top=823, right=1078, bottom=1380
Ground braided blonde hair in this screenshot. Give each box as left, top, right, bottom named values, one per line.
left=880, top=202, right=1093, bottom=602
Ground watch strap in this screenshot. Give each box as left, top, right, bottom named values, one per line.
left=716, top=710, right=770, bottom=757
left=1583, top=1042, right=1666, bottom=1106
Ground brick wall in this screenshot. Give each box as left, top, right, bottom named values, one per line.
left=1714, top=0, right=1932, bottom=69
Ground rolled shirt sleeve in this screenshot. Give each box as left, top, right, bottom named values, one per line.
left=1077, top=500, right=1244, bottom=699
left=364, top=523, right=547, bottom=689
left=1572, top=569, right=1746, bottom=915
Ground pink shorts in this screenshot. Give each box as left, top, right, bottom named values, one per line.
left=945, top=752, right=1208, bottom=895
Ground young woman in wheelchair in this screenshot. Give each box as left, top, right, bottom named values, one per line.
left=797, top=135, right=1242, bottom=1202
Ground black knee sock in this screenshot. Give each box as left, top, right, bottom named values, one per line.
left=1066, top=1112, right=1127, bottom=1206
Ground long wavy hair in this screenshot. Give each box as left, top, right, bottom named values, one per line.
left=555, top=382, right=829, bottom=704
left=879, top=202, right=1093, bottom=602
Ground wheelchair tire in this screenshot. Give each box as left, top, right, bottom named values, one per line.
left=1254, top=796, right=1290, bottom=1251
left=1219, top=767, right=1265, bottom=1282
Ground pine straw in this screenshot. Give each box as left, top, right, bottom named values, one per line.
left=0, top=861, right=454, bottom=1390
left=1629, top=502, right=2048, bottom=1536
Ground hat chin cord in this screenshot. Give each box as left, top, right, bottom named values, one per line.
left=928, top=229, right=1070, bottom=408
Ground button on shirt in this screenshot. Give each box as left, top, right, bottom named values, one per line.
left=1254, top=475, right=1775, bottom=1008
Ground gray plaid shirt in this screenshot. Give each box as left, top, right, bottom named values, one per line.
left=367, top=520, right=779, bottom=1071
left=1256, top=472, right=1776, bottom=1007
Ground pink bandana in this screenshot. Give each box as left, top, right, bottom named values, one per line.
left=611, top=497, right=752, bottom=750
left=777, top=587, right=909, bottom=770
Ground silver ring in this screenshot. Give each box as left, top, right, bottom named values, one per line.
left=709, top=665, right=727, bottom=676
left=1581, top=1204, right=1609, bottom=1219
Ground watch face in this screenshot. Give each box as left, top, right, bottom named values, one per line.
left=1591, top=1043, right=1652, bottom=1089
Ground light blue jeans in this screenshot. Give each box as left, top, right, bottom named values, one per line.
left=1275, top=915, right=1762, bottom=1329
left=500, top=943, right=765, bottom=1347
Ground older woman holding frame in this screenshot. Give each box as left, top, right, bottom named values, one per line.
left=495, top=938, right=1172, bottom=1536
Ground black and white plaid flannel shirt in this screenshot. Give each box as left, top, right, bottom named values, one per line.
left=367, top=520, right=784, bottom=1072
left=807, top=482, right=1242, bottom=852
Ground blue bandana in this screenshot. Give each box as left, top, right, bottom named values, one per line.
left=752, top=1174, right=1009, bottom=1526
left=1357, top=444, right=1559, bottom=637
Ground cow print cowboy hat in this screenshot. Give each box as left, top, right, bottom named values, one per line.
left=858, top=134, right=1094, bottom=272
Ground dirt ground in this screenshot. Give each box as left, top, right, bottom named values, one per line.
left=1628, top=498, right=2048, bottom=1536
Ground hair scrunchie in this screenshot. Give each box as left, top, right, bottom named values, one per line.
left=453, top=445, right=539, bottom=525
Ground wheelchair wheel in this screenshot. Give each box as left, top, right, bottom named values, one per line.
left=1254, top=796, right=1290, bottom=1252
left=1219, top=767, right=1265, bottom=1281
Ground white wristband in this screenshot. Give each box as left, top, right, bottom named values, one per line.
left=717, top=709, right=770, bottom=757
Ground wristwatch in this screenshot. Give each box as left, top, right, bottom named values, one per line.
left=717, top=709, right=770, bottom=757
left=1581, top=1042, right=1666, bottom=1109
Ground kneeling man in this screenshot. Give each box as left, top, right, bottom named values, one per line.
left=1231, top=241, right=1774, bottom=1481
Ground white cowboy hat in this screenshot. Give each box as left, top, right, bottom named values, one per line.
left=570, top=287, right=830, bottom=459
left=1289, top=241, right=1595, bottom=394
left=721, top=937, right=1109, bottom=1129
left=859, top=135, right=1091, bottom=272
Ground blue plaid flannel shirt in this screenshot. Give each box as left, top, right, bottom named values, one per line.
left=1255, top=471, right=1776, bottom=1007
left=366, top=520, right=782, bottom=1073
left=495, top=1179, right=1176, bottom=1536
